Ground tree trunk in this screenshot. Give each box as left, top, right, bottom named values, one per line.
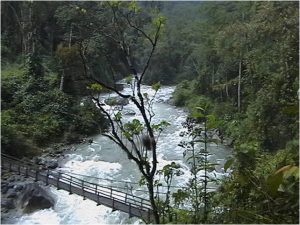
left=60, top=25, right=73, bottom=92
left=60, top=70, right=65, bottom=91
left=147, top=177, right=160, bottom=224
left=238, top=59, right=242, bottom=112
left=68, top=24, right=73, bottom=48
left=211, top=64, right=215, bottom=86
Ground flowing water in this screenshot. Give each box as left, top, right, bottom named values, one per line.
left=16, top=85, right=231, bottom=224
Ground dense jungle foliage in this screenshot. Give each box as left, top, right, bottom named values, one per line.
left=1, top=1, right=299, bottom=224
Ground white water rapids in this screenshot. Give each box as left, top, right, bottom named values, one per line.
left=15, top=85, right=231, bottom=224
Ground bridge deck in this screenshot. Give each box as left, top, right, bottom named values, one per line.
left=1, top=154, right=154, bottom=222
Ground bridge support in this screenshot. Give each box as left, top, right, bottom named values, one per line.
left=69, top=177, right=72, bottom=195
left=56, top=172, right=61, bottom=190
left=112, top=198, right=115, bottom=211
left=18, top=165, right=21, bottom=175
left=35, top=170, right=39, bottom=182
left=147, top=209, right=151, bottom=223
left=46, top=170, right=49, bottom=185
left=97, top=193, right=100, bottom=206
left=128, top=203, right=132, bottom=218
left=82, top=180, right=86, bottom=200
left=25, top=167, right=29, bottom=178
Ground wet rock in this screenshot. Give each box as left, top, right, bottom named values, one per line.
left=1, top=182, right=8, bottom=188
left=223, top=138, right=234, bottom=147
left=55, top=149, right=64, bottom=154
left=20, top=183, right=55, bottom=213
left=48, top=153, right=57, bottom=157
left=105, top=96, right=129, bottom=106
left=123, top=109, right=136, bottom=116
left=1, top=199, right=15, bottom=210
left=1, top=186, right=9, bottom=194
left=6, top=189, right=18, bottom=199
left=34, top=157, right=44, bottom=165
left=46, top=161, right=58, bottom=169
left=7, top=177, right=15, bottom=183
left=13, top=184, right=24, bottom=192
left=211, top=134, right=221, bottom=143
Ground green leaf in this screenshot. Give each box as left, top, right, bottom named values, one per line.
left=224, top=158, right=234, bottom=172
left=88, top=83, right=103, bottom=92
left=128, top=1, right=141, bottom=13
left=195, top=106, right=205, bottom=112
left=125, top=75, right=133, bottom=84
left=151, top=81, right=161, bottom=92
left=266, top=172, right=284, bottom=196
left=153, top=16, right=166, bottom=28
left=143, top=92, right=149, bottom=100
left=114, top=112, right=122, bottom=121
left=207, top=114, right=217, bottom=129
left=191, top=111, right=205, bottom=119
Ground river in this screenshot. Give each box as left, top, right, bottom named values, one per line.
left=16, top=85, right=231, bottom=224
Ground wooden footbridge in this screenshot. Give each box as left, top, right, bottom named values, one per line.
left=1, top=154, right=154, bottom=222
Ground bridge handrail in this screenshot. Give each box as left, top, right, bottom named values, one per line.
left=1, top=154, right=152, bottom=210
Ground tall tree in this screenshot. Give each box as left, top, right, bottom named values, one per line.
left=56, top=2, right=166, bottom=223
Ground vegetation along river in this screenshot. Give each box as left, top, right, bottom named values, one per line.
left=16, top=85, right=232, bottom=224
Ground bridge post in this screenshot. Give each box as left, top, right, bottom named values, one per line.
left=147, top=208, right=151, bottom=223
left=174, top=212, right=178, bottom=222
left=35, top=170, right=39, bottom=182
left=25, top=167, right=28, bottom=178
left=110, top=186, right=112, bottom=198
left=95, top=184, right=97, bottom=194
left=18, top=165, right=21, bottom=175
left=69, top=177, right=72, bottom=195
left=97, top=193, right=100, bottom=206
left=125, top=193, right=128, bottom=203
left=82, top=180, right=86, bottom=200
left=112, top=197, right=115, bottom=211
left=45, top=170, right=50, bottom=185
left=57, top=172, right=61, bottom=190
left=169, top=211, right=172, bottom=222
left=128, top=203, right=132, bottom=218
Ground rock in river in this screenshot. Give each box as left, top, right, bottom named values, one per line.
left=20, top=183, right=55, bottom=213
left=104, top=96, right=129, bottom=106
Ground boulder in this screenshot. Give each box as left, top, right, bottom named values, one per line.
left=1, top=186, right=9, bottom=194
left=7, top=177, right=15, bottom=183
left=6, top=189, right=18, bottom=199
left=46, top=160, right=58, bottom=170
left=105, top=96, right=129, bottom=106
left=13, top=184, right=24, bottom=192
left=123, top=109, right=136, bottom=116
left=223, top=138, right=234, bottom=147
left=20, top=183, right=55, bottom=213
left=1, top=199, right=15, bottom=210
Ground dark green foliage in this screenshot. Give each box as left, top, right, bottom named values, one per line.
left=171, top=1, right=298, bottom=224
left=1, top=58, right=108, bottom=157
left=1, top=1, right=298, bottom=223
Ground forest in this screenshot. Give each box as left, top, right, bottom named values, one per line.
left=1, top=1, right=299, bottom=224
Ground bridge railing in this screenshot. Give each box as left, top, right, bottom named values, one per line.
left=1, top=154, right=152, bottom=211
